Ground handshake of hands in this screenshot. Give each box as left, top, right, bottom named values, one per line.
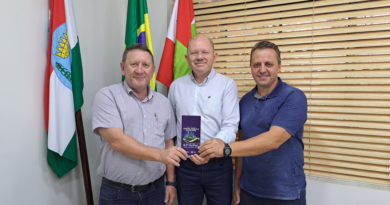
left=161, top=138, right=226, bottom=166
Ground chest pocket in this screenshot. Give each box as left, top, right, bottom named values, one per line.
left=153, top=114, right=167, bottom=137
left=204, top=94, right=223, bottom=116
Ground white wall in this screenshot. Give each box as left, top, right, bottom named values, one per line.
left=1, top=0, right=84, bottom=204
left=307, top=179, right=390, bottom=205
left=1, top=0, right=390, bottom=205
left=74, top=0, right=127, bottom=203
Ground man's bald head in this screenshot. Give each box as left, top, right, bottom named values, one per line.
left=187, top=36, right=215, bottom=52
left=184, top=35, right=218, bottom=82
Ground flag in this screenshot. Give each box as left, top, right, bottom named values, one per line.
left=44, top=0, right=83, bottom=179
left=157, top=0, right=197, bottom=88
left=124, top=0, right=156, bottom=91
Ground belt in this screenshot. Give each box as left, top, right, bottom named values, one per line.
left=102, top=175, right=164, bottom=192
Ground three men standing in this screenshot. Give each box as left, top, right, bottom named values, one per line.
left=92, top=38, right=307, bottom=205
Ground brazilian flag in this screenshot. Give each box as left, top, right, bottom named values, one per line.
left=124, top=0, right=156, bottom=91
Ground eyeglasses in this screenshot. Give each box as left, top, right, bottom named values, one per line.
left=188, top=51, right=213, bottom=58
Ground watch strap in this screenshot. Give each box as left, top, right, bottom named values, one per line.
left=166, top=181, right=176, bottom=187
left=223, top=143, right=232, bottom=157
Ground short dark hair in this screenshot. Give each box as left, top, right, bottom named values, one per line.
left=122, top=43, right=154, bottom=65
left=250, top=41, right=281, bottom=65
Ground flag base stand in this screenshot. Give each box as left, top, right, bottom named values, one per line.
left=75, top=110, right=94, bottom=205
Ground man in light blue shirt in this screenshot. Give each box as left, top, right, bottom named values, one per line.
left=168, top=36, right=239, bottom=205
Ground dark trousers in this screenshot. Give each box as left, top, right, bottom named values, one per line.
left=99, top=176, right=165, bottom=205
left=240, top=189, right=306, bottom=205
left=176, top=157, right=233, bottom=205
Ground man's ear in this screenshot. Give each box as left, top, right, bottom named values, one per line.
left=120, top=62, right=125, bottom=75
left=213, top=52, right=218, bottom=63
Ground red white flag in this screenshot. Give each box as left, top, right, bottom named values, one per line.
left=157, top=0, right=197, bottom=88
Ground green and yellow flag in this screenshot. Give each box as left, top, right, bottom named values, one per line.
left=124, top=0, right=156, bottom=91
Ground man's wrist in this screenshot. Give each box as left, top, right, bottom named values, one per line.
left=166, top=181, right=176, bottom=187
left=223, top=143, right=232, bottom=157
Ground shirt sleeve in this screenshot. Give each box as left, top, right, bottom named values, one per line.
left=164, top=100, right=177, bottom=141
left=271, top=89, right=307, bottom=136
left=167, top=83, right=177, bottom=122
left=238, top=98, right=244, bottom=130
left=92, top=88, right=123, bottom=136
left=215, top=79, right=240, bottom=143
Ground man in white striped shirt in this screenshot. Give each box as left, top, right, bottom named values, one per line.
left=168, top=36, right=239, bottom=205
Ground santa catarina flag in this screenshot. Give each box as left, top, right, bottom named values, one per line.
left=157, top=0, right=196, bottom=88
left=44, top=0, right=83, bottom=179
left=124, top=0, right=156, bottom=91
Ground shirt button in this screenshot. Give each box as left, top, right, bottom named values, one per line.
left=144, top=115, right=146, bottom=118
left=144, top=129, right=146, bottom=132
left=194, top=109, right=197, bottom=111
left=195, top=96, right=197, bottom=98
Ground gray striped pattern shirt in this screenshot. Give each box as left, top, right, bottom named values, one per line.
left=92, top=82, right=176, bottom=185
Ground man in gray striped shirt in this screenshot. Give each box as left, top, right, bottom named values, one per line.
left=92, top=43, right=187, bottom=205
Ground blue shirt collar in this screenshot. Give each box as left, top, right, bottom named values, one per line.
left=252, top=77, right=283, bottom=100
left=123, top=81, right=153, bottom=101
left=190, top=67, right=216, bottom=86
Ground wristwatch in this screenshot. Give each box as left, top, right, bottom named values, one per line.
left=223, top=143, right=232, bottom=157
left=166, top=181, right=176, bottom=187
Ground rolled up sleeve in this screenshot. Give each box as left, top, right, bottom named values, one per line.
left=215, top=80, right=240, bottom=143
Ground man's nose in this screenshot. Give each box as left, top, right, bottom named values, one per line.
left=259, top=65, right=266, bottom=73
left=135, top=65, right=143, bottom=73
left=196, top=53, right=205, bottom=59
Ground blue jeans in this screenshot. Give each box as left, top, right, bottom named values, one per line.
left=240, top=189, right=306, bottom=205
left=99, top=177, right=165, bottom=205
left=176, top=157, right=233, bottom=205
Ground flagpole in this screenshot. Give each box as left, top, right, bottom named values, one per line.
left=75, top=110, right=94, bottom=205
